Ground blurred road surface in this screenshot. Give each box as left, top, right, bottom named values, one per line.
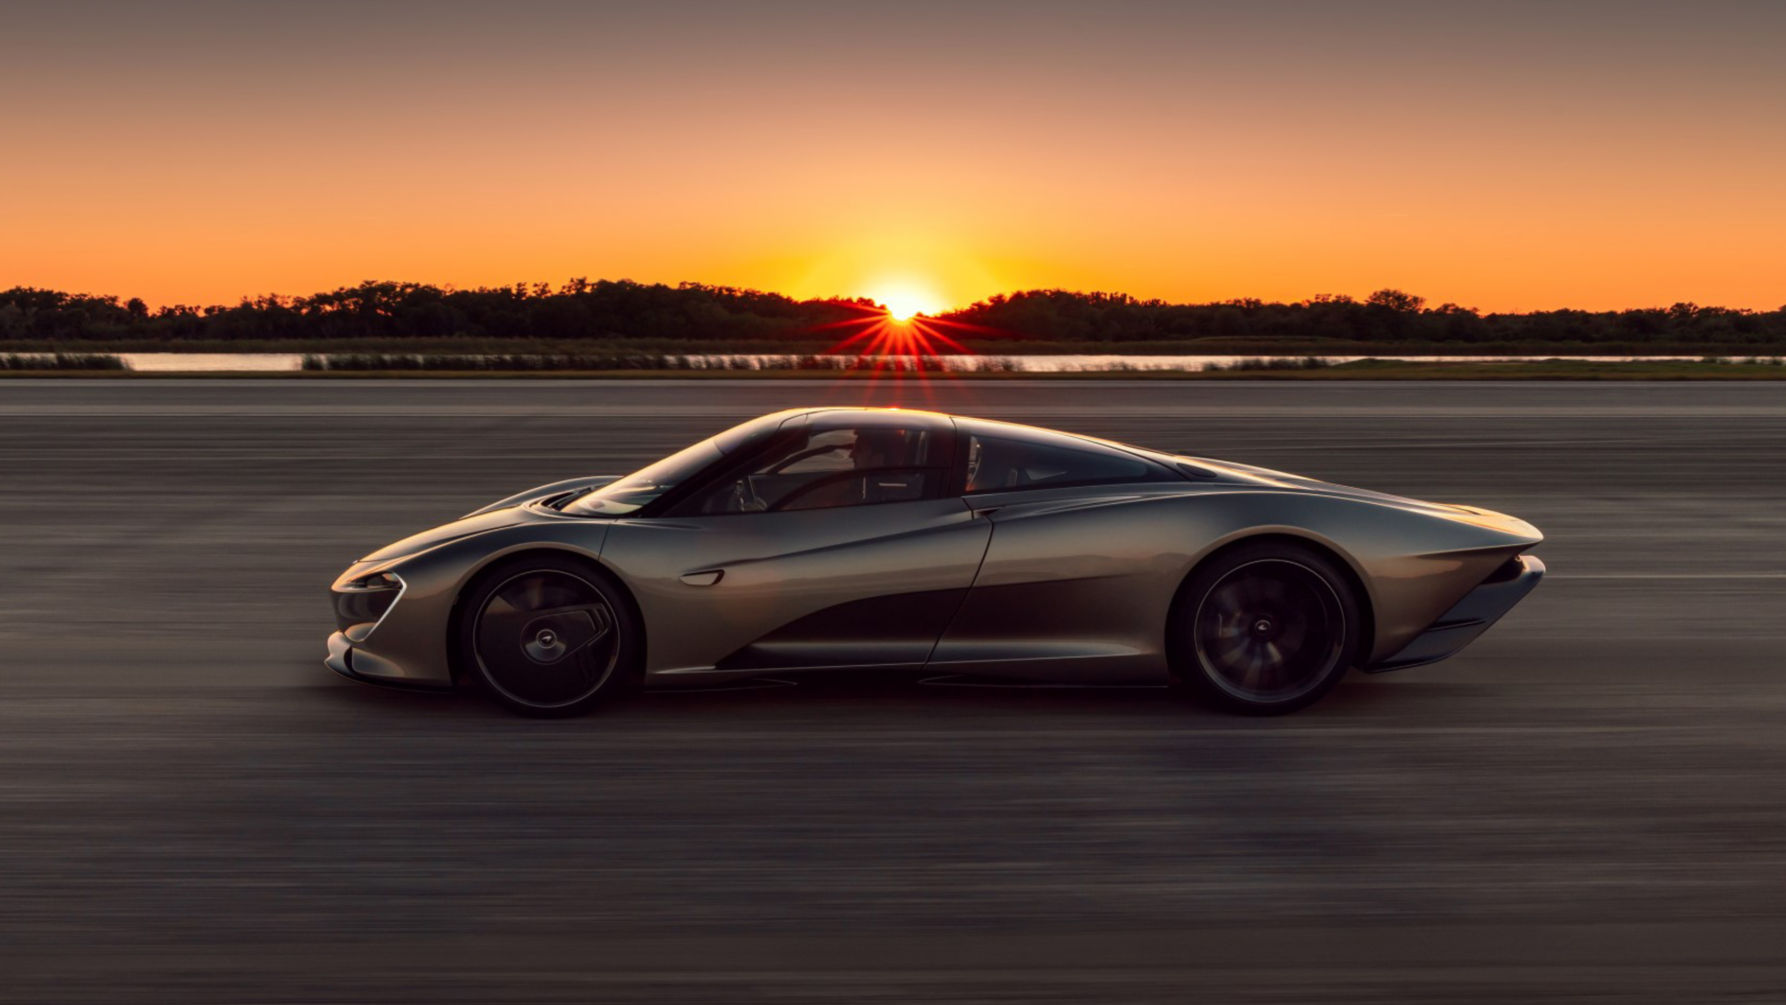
left=2, top=379, right=1784, bottom=1002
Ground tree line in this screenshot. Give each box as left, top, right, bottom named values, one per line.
left=1, top=280, right=1782, bottom=346
left=0, top=281, right=873, bottom=343
left=947, top=289, right=1786, bottom=346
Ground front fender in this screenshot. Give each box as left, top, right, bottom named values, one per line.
left=344, top=519, right=614, bottom=685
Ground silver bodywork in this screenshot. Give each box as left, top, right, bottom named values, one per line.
left=326, top=407, right=1544, bottom=690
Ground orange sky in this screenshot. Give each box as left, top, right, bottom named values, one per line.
left=4, top=1, right=1783, bottom=312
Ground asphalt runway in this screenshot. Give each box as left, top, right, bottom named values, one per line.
left=2, top=378, right=1785, bottom=1002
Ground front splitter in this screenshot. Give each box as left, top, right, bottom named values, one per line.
left=324, top=631, right=453, bottom=691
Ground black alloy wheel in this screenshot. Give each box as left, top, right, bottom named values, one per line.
left=460, top=554, right=642, bottom=716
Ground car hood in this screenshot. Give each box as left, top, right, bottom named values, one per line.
left=357, top=475, right=623, bottom=564
left=358, top=507, right=542, bottom=564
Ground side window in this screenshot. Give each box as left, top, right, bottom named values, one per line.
left=965, top=434, right=1159, bottom=494
left=687, top=426, right=947, bottom=514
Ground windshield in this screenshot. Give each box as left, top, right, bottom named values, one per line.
left=563, top=440, right=721, bottom=515
left=562, top=412, right=792, bottom=516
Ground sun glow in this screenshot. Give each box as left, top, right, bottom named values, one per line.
left=867, top=281, right=946, bottom=323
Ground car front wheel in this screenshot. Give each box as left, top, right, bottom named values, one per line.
left=457, top=554, right=643, bottom=717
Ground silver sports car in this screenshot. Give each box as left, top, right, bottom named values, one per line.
left=327, top=407, right=1543, bottom=715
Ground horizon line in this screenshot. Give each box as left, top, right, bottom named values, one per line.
left=5, top=279, right=1782, bottom=318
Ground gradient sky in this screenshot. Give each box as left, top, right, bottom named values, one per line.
left=5, top=0, right=1783, bottom=311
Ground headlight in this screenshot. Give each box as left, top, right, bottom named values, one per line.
left=340, top=571, right=402, bottom=592
left=333, top=572, right=404, bottom=635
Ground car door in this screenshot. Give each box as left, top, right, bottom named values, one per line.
left=929, top=420, right=1189, bottom=681
left=598, top=413, right=991, bottom=676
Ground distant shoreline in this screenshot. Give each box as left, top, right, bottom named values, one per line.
left=9, top=360, right=1786, bottom=380
left=5, top=337, right=1786, bottom=357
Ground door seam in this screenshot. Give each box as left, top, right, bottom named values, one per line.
left=921, top=515, right=995, bottom=667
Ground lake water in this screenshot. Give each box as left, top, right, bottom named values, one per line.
left=119, top=353, right=309, bottom=372
left=59, top=352, right=1733, bottom=373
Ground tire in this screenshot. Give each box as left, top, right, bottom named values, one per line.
left=1167, top=541, right=1361, bottom=715
left=456, top=553, right=643, bottom=717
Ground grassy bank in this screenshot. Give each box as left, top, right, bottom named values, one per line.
left=300, top=352, right=1023, bottom=373
left=11, top=358, right=1786, bottom=379
left=0, top=352, right=127, bottom=371
left=7, top=336, right=1786, bottom=356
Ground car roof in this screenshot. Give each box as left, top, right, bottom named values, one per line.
left=775, top=408, right=1181, bottom=466
left=779, top=406, right=952, bottom=431
left=787, top=406, right=949, bottom=421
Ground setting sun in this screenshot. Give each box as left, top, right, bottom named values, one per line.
left=868, top=282, right=946, bottom=323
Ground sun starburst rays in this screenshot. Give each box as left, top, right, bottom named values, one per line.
left=803, top=301, right=997, bottom=403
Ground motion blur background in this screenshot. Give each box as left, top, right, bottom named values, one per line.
left=3, top=378, right=1786, bottom=1001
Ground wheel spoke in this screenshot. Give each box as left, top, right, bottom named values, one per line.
left=1210, top=583, right=1246, bottom=614
left=1276, top=618, right=1310, bottom=653
left=1193, top=559, right=1343, bottom=703
left=1210, top=609, right=1246, bottom=642
left=1239, top=646, right=1265, bottom=689
left=582, top=604, right=614, bottom=645
left=1215, top=639, right=1250, bottom=666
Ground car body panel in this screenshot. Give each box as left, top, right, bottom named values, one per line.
left=330, top=509, right=611, bottom=686
left=599, top=498, right=990, bottom=676
left=935, top=481, right=1534, bottom=675
left=934, top=485, right=1207, bottom=680
left=325, top=406, right=1544, bottom=692
left=1367, top=553, right=1546, bottom=671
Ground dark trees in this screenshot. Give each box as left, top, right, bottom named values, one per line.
left=0, top=281, right=1781, bottom=348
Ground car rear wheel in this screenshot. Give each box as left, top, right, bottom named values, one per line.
left=458, top=554, right=642, bottom=717
left=1168, top=542, right=1360, bottom=714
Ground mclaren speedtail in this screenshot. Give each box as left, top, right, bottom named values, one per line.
left=327, top=407, right=1543, bottom=715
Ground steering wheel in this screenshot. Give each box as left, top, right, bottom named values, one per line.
left=766, top=442, right=847, bottom=475
left=705, top=476, right=768, bottom=513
